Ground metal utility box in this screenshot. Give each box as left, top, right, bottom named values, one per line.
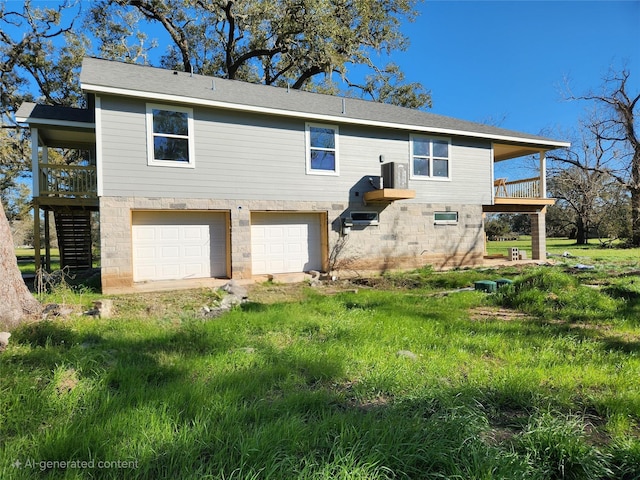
left=381, top=162, right=408, bottom=189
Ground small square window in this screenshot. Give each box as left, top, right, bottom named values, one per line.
left=410, top=136, right=451, bottom=180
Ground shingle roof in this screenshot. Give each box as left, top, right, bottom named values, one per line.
left=80, top=57, right=568, bottom=149
left=15, top=102, right=94, bottom=125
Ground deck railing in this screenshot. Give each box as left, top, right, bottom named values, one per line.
left=39, top=163, right=97, bottom=197
left=494, top=177, right=541, bottom=199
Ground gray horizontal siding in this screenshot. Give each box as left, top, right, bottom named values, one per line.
left=98, top=94, right=491, bottom=204
left=409, top=138, right=493, bottom=205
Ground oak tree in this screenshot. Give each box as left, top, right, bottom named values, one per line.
left=88, top=0, right=431, bottom=108
left=0, top=201, right=41, bottom=329
left=553, top=69, right=639, bottom=245
left=1, top=0, right=85, bottom=326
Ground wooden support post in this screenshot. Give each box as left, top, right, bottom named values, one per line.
left=34, top=202, right=41, bottom=272
left=539, top=150, right=547, bottom=198
left=44, top=210, right=51, bottom=272
left=31, top=127, right=39, bottom=197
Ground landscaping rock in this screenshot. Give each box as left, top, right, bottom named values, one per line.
left=43, top=303, right=76, bottom=319
left=309, top=270, right=321, bottom=287
left=0, top=332, right=10, bottom=351
left=199, top=281, right=251, bottom=319
left=220, top=280, right=248, bottom=301
left=84, top=299, right=114, bottom=318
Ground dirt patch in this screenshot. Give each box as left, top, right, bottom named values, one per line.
left=331, top=380, right=392, bottom=413
left=55, top=368, right=79, bottom=395
left=247, top=280, right=362, bottom=304
left=469, top=307, right=533, bottom=322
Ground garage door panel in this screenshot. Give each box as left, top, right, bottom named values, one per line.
left=183, top=264, right=204, bottom=277
left=160, top=265, right=180, bottom=277
left=184, top=245, right=205, bottom=257
left=251, top=213, right=322, bottom=275
left=183, top=226, right=205, bottom=239
left=160, top=228, right=180, bottom=241
left=134, top=246, right=156, bottom=259
left=133, top=229, right=156, bottom=242
left=133, top=212, right=227, bottom=282
left=137, top=267, right=157, bottom=279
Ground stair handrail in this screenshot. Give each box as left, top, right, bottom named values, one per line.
left=38, top=163, right=97, bottom=197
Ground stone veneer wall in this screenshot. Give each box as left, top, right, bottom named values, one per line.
left=99, top=196, right=485, bottom=292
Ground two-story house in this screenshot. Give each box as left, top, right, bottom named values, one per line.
left=17, top=57, right=569, bottom=293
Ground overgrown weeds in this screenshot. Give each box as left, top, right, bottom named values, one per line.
left=494, top=268, right=622, bottom=323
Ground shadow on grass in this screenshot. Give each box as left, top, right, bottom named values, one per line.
left=3, top=294, right=640, bottom=479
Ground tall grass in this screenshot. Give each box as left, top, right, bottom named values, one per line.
left=1, top=268, right=640, bottom=479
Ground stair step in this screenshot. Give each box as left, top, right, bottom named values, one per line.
left=54, top=210, right=93, bottom=270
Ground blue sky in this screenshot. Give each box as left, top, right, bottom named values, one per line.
left=9, top=0, right=640, bottom=141
left=395, top=0, right=640, bottom=137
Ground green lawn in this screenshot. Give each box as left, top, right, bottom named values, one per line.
left=487, top=236, right=640, bottom=265
left=15, top=249, right=61, bottom=275
left=1, top=266, right=640, bottom=479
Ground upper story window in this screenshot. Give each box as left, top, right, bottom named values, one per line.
left=306, top=123, right=339, bottom=175
left=146, top=104, right=195, bottom=168
left=410, top=135, right=450, bottom=180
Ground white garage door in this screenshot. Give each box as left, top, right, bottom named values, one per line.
left=132, top=211, right=227, bottom=282
left=251, top=213, right=323, bottom=275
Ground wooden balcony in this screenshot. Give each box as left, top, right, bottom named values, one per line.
left=485, top=177, right=555, bottom=213
left=37, top=163, right=99, bottom=208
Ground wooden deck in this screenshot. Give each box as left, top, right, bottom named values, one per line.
left=486, top=177, right=555, bottom=213
left=37, top=164, right=98, bottom=209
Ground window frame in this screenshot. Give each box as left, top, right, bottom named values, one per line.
left=146, top=103, right=195, bottom=168
left=305, top=122, right=339, bottom=176
left=434, top=211, right=459, bottom=225
left=409, top=135, right=451, bottom=181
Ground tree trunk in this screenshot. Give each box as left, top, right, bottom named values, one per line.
left=575, top=218, right=588, bottom=245
left=632, top=188, right=640, bottom=247
left=0, top=203, right=42, bottom=330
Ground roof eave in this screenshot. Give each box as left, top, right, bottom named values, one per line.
left=82, top=82, right=570, bottom=150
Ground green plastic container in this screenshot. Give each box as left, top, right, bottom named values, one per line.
left=496, top=278, right=514, bottom=289
left=474, top=280, right=497, bottom=293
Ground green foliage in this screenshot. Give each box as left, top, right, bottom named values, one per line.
left=485, top=214, right=512, bottom=238
left=87, top=0, right=430, bottom=108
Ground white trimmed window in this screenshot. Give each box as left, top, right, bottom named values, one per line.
left=306, top=123, right=339, bottom=175
left=410, top=135, right=450, bottom=180
left=146, top=104, right=195, bottom=167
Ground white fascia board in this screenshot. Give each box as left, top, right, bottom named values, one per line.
left=15, top=116, right=95, bottom=130
left=82, top=83, right=571, bottom=150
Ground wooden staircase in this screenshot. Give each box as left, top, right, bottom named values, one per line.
left=54, top=209, right=93, bottom=270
